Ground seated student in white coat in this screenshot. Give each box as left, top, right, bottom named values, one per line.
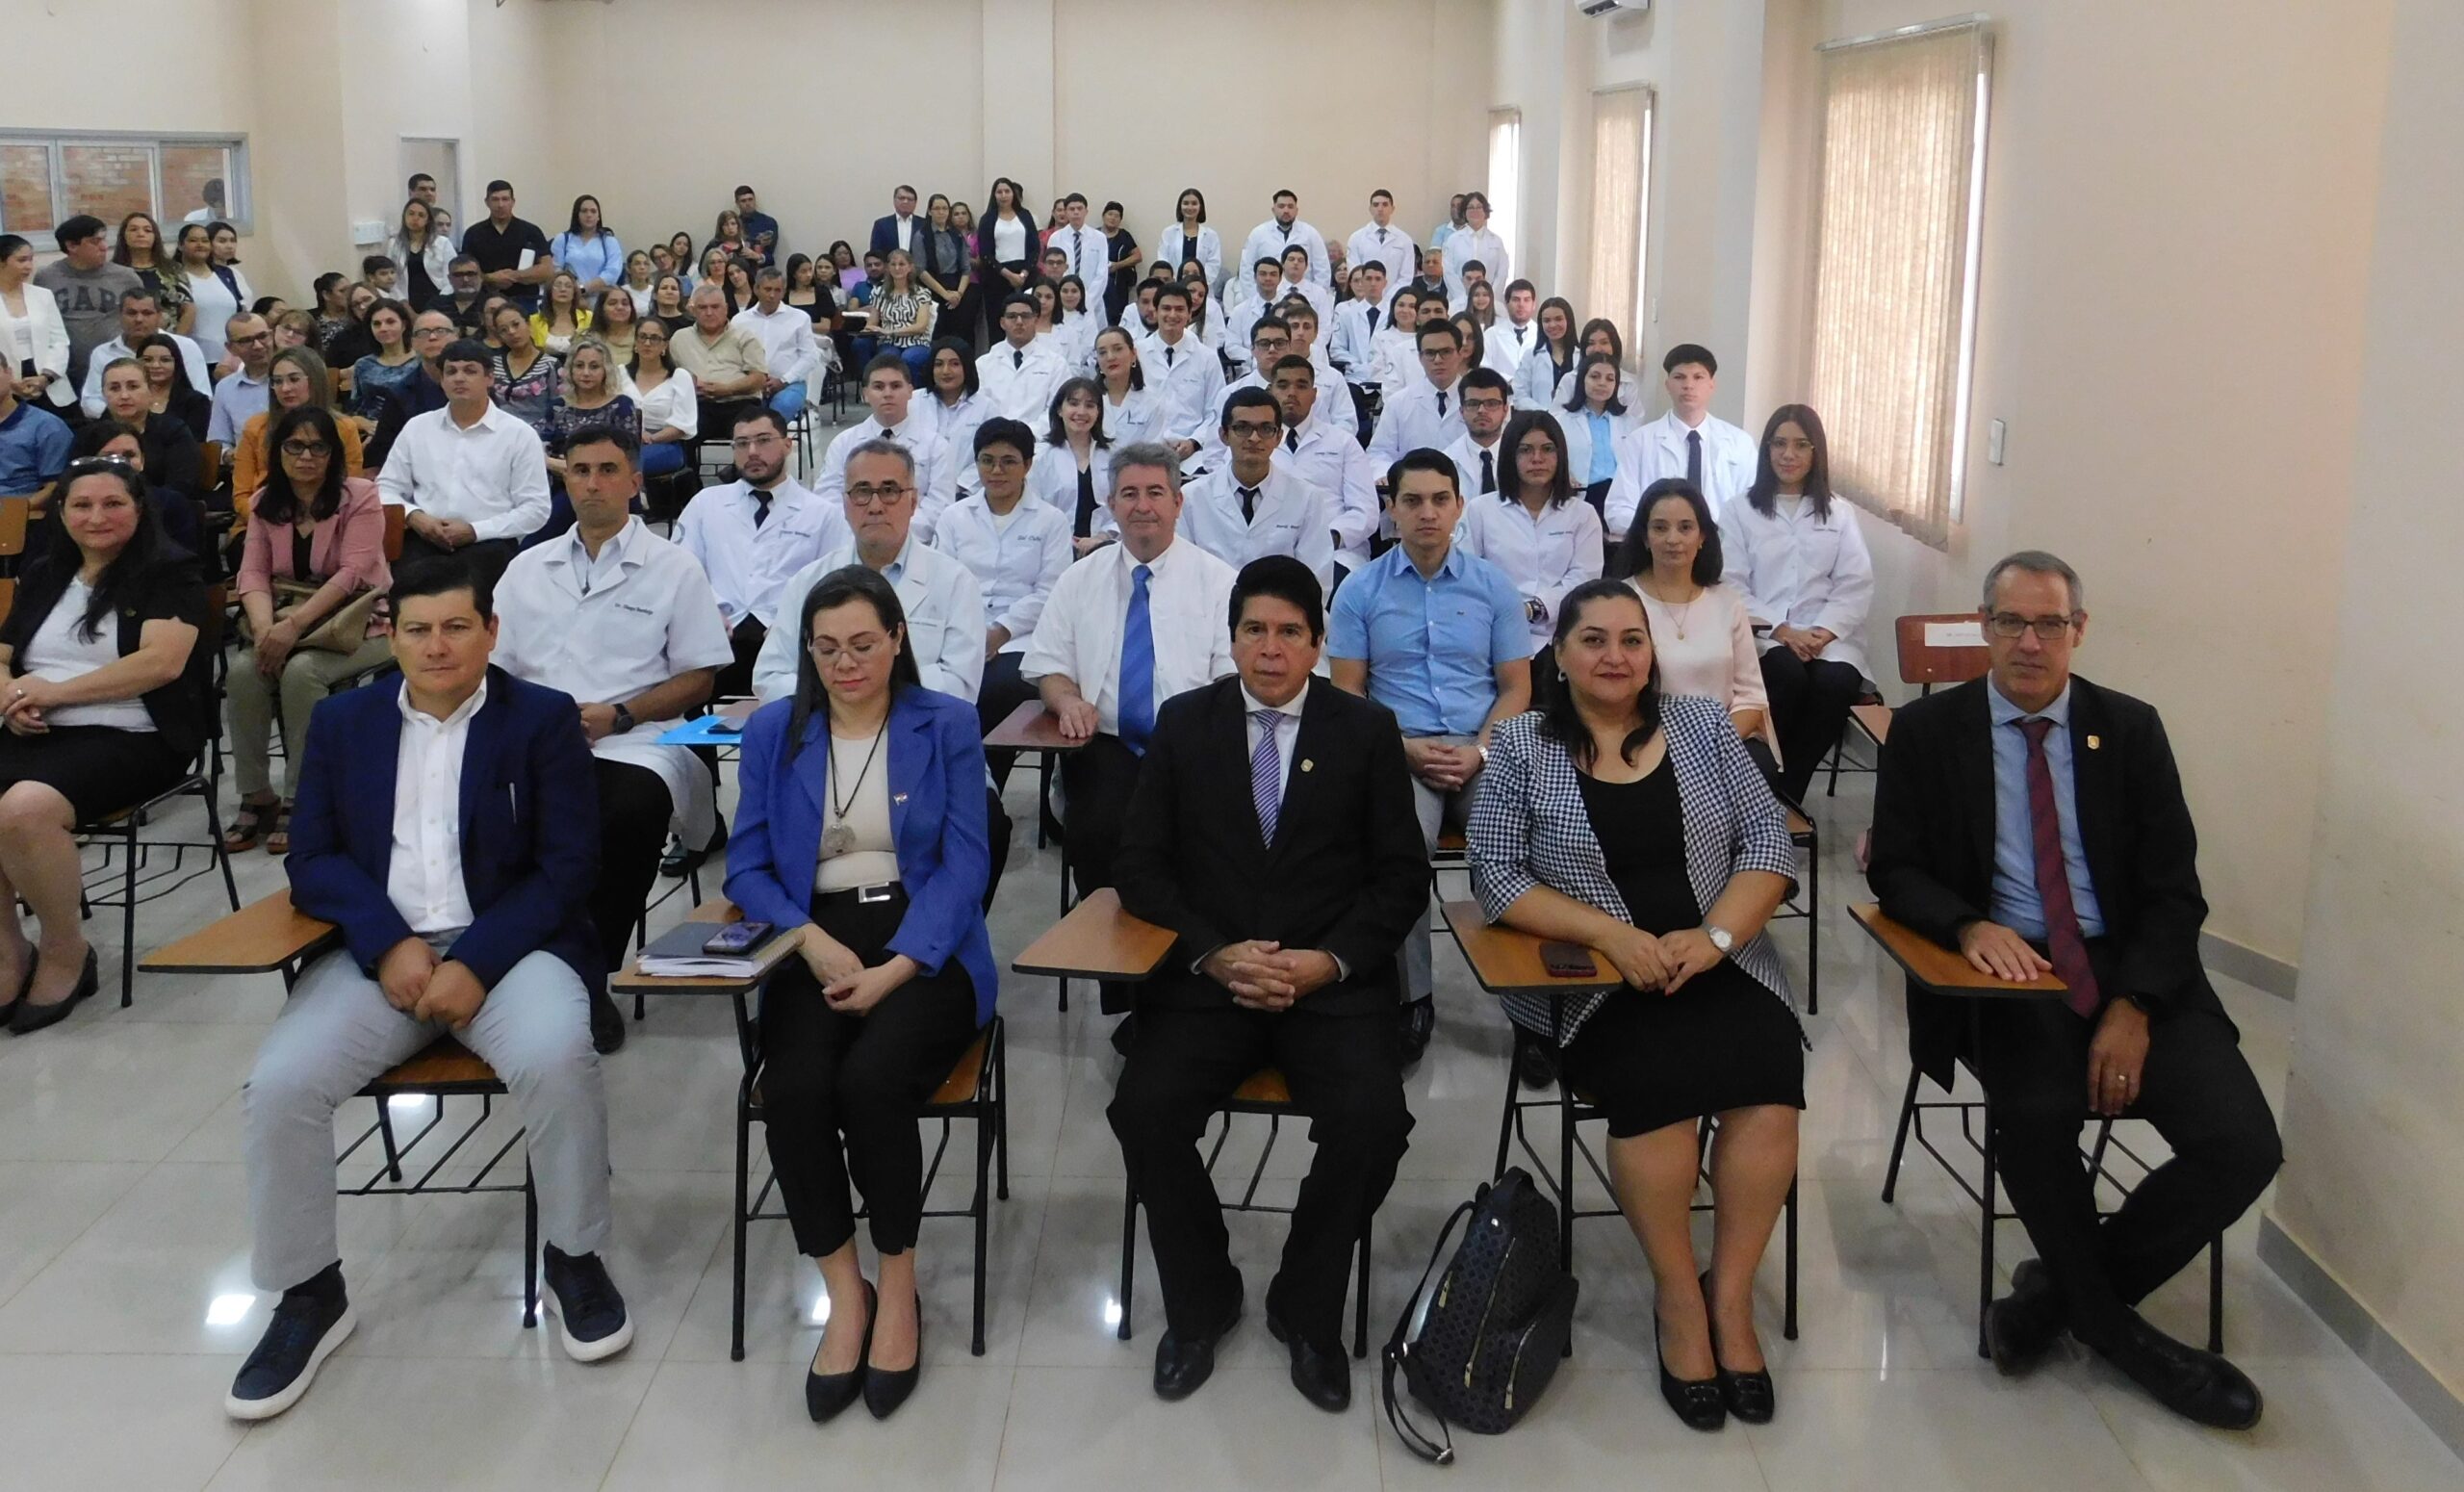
left=817, top=353, right=960, bottom=539
left=1603, top=342, right=1756, bottom=540
left=932, top=418, right=1072, bottom=769
left=1368, top=320, right=1471, bottom=466
left=1028, top=376, right=1117, bottom=553
left=1136, top=285, right=1221, bottom=460
left=490, top=425, right=732, bottom=1052
left=1270, top=299, right=1357, bottom=439
left=1222, top=258, right=1286, bottom=372
left=1328, top=262, right=1393, bottom=388
left=1550, top=318, right=1640, bottom=409
left=1556, top=351, right=1642, bottom=521
left=1437, top=368, right=1516, bottom=504
left=1270, top=356, right=1379, bottom=576
left=1440, top=193, right=1506, bottom=310
left=753, top=440, right=985, bottom=707
left=1368, top=289, right=1431, bottom=395
left=1178, top=387, right=1335, bottom=590
left=1511, top=296, right=1580, bottom=410
left=919, top=337, right=996, bottom=470
left=1275, top=245, right=1333, bottom=329
left=1092, top=326, right=1164, bottom=452
left=673, top=407, right=845, bottom=699
left=977, top=294, right=1072, bottom=427
left=1719, top=402, right=1872, bottom=806
left=1457, top=409, right=1604, bottom=682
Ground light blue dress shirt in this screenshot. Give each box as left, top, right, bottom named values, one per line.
left=1327, top=543, right=1529, bottom=737
left=1987, top=681, right=2106, bottom=939
left=1584, top=411, right=1617, bottom=485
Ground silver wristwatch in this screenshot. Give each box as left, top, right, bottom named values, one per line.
left=1704, top=924, right=1734, bottom=956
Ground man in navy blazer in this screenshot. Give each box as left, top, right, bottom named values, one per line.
left=1109, top=557, right=1427, bottom=1413
left=868, top=185, right=922, bottom=259
left=227, top=554, right=632, bottom=1424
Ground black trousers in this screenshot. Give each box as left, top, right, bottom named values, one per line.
left=716, top=617, right=767, bottom=701
left=976, top=651, right=1040, bottom=788
left=759, top=888, right=983, bottom=1257
left=589, top=758, right=674, bottom=974
left=1108, top=1003, right=1413, bottom=1346
left=1976, top=976, right=2280, bottom=1349
left=1057, top=732, right=1143, bottom=896
left=1758, top=647, right=1861, bottom=805
left=398, top=533, right=517, bottom=589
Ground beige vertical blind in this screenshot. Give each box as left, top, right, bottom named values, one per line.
left=1584, top=87, right=1653, bottom=369
left=1809, top=21, right=1990, bottom=547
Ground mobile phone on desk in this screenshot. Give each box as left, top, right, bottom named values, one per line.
left=707, top=717, right=744, bottom=735
left=1539, top=940, right=1597, bottom=979
left=703, top=921, right=774, bottom=956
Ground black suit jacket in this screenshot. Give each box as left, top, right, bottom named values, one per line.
left=1866, top=675, right=2223, bottom=1087
left=1116, top=677, right=1430, bottom=1017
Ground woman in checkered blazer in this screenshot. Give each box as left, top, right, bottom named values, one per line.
left=1467, top=577, right=1804, bottom=1432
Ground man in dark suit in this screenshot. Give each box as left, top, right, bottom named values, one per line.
left=1108, top=556, right=1428, bottom=1413
left=1868, top=550, right=2279, bottom=1430
left=226, top=554, right=631, bottom=1424
left=868, top=184, right=922, bottom=259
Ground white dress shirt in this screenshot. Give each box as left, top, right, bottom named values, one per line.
left=374, top=401, right=552, bottom=543
left=1718, top=492, right=1877, bottom=683
left=673, top=476, right=848, bottom=631
left=1245, top=677, right=1307, bottom=804
left=1368, top=377, right=1468, bottom=465
left=1178, top=466, right=1336, bottom=589
left=1274, top=410, right=1379, bottom=564
left=1021, top=537, right=1238, bottom=736
left=976, top=339, right=1071, bottom=426
left=816, top=407, right=960, bottom=538
left=389, top=679, right=485, bottom=936
left=1441, top=431, right=1513, bottom=502
left=1048, top=223, right=1106, bottom=286
left=731, top=302, right=818, bottom=387
left=1346, top=222, right=1417, bottom=292
left=1459, top=493, right=1607, bottom=640
left=931, top=493, right=1074, bottom=653
left=1441, top=226, right=1507, bottom=302
left=1239, top=218, right=1331, bottom=287
left=492, top=517, right=736, bottom=843
left=1604, top=409, right=1757, bottom=535
left=1154, top=224, right=1223, bottom=294
left=633, top=368, right=699, bottom=439
left=1136, top=331, right=1224, bottom=444
left=77, top=331, right=212, bottom=417
left=753, top=532, right=987, bottom=704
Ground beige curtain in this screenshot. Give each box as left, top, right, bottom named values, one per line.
left=1584, top=87, right=1653, bottom=368
left=1809, top=24, right=1989, bottom=547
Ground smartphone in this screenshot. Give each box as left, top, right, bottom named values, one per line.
left=703, top=920, right=774, bottom=956
left=1539, top=940, right=1598, bottom=979
left=707, top=717, right=744, bottom=736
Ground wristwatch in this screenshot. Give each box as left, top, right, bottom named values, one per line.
left=610, top=704, right=636, bottom=735
left=1704, top=924, right=1734, bottom=957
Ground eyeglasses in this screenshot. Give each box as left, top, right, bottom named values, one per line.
left=1462, top=396, right=1507, bottom=412
left=808, top=637, right=887, bottom=666
left=846, top=483, right=911, bottom=506
left=1227, top=423, right=1280, bottom=442
left=1986, top=612, right=2079, bottom=640
left=280, top=440, right=333, bottom=459
left=230, top=332, right=272, bottom=347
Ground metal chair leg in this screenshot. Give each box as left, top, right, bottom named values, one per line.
left=1806, top=831, right=1821, bottom=1016
left=2208, top=1237, right=2225, bottom=1352
left=523, top=1162, right=539, bottom=1328
left=1784, top=1177, right=1800, bottom=1340
left=375, top=1098, right=404, bottom=1183
left=1977, top=1102, right=1997, bottom=1359
left=1116, top=1184, right=1138, bottom=1341
left=118, top=825, right=139, bottom=1007
left=971, top=1077, right=992, bottom=1356
left=731, top=1094, right=753, bottom=1362
left=1881, top=1066, right=1923, bottom=1203
left=1352, top=1226, right=1372, bottom=1359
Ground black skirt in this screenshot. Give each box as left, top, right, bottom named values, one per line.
left=0, top=724, right=191, bottom=823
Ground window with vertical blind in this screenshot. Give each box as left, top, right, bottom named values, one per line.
left=1808, top=19, right=1991, bottom=547
left=1584, top=87, right=1654, bottom=372
left=1486, top=108, right=1523, bottom=275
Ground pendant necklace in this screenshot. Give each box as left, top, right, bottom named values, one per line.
left=820, top=723, right=888, bottom=859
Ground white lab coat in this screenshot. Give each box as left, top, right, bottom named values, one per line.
left=1604, top=409, right=1757, bottom=535
left=1718, top=492, right=1876, bottom=685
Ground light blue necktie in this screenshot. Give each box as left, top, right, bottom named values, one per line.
left=1119, top=563, right=1156, bottom=755
left=1250, top=708, right=1281, bottom=847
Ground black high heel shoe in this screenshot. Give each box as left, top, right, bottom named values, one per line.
left=806, top=1280, right=875, bottom=1425
left=0, top=946, right=34, bottom=1025
left=1656, top=1299, right=1727, bottom=1431
left=9, top=947, right=97, bottom=1037
left=1703, top=1271, right=1776, bottom=1424
left=863, top=1292, right=923, bottom=1421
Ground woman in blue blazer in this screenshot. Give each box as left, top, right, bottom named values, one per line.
left=725, top=565, right=996, bottom=1426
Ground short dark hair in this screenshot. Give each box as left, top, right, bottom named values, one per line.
left=1272, top=190, right=1297, bottom=204
left=1253, top=257, right=1281, bottom=275
left=735, top=184, right=757, bottom=197
left=409, top=172, right=435, bottom=190
left=1458, top=259, right=1487, bottom=277
left=360, top=252, right=393, bottom=277
left=1359, top=260, right=1389, bottom=278
left=439, top=338, right=492, bottom=373
left=389, top=553, right=495, bottom=624
left=54, top=215, right=107, bottom=249
left=449, top=253, right=480, bottom=271
left=1386, top=447, right=1461, bottom=501
left=1153, top=284, right=1190, bottom=310
left=1248, top=315, right=1290, bottom=347
left=1459, top=368, right=1513, bottom=399
left=1000, top=292, right=1038, bottom=317
left=563, top=422, right=641, bottom=467
left=1064, top=192, right=1088, bottom=207
left=1219, top=385, right=1280, bottom=432
left=732, top=405, right=790, bottom=440
left=1662, top=343, right=1717, bottom=375
left=971, top=417, right=1037, bottom=465
left=1370, top=188, right=1394, bottom=203
left=1503, top=278, right=1536, bottom=301
left=484, top=178, right=514, bottom=197
left=118, top=285, right=160, bottom=310
left=1268, top=353, right=1315, bottom=382
left=862, top=351, right=912, bottom=384
left=1229, top=556, right=1324, bottom=643
left=1415, top=320, right=1463, bottom=348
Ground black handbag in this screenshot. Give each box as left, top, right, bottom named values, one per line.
left=1380, top=1168, right=1578, bottom=1464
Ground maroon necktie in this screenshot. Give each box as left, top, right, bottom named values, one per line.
left=2020, top=717, right=2102, bottom=1018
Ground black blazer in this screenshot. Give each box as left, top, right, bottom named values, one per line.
left=1116, top=677, right=1430, bottom=1016
left=0, top=547, right=210, bottom=762
left=1866, top=675, right=2222, bottom=1087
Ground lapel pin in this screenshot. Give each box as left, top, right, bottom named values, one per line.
left=893, top=792, right=910, bottom=805
left=1300, top=759, right=1315, bottom=773
left=2086, top=735, right=2101, bottom=751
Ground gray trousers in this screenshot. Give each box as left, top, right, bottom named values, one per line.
left=223, top=634, right=395, bottom=802
left=1404, top=735, right=1481, bottom=1004
left=243, top=943, right=612, bottom=1292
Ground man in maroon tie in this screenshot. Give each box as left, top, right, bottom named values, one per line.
left=1867, top=550, right=2279, bottom=1431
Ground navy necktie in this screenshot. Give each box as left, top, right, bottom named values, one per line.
left=1479, top=449, right=1495, bottom=494
left=1013, top=349, right=1023, bottom=369
left=1685, top=428, right=1702, bottom=488
left=751, top=490, right=771, bottom=527
left=1239, top=484, right=1259, bottom=523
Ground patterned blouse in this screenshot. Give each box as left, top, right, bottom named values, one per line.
left=489, top=347, right=564, bottom=432
left=871, top=287, right=934, bottom=347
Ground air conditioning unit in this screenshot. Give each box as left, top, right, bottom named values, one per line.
left=1579, top=0, right=1648, bottom=17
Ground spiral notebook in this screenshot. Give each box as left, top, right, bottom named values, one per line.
left=635, top=920, right=793, bottom=978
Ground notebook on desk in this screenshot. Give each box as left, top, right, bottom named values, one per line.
left=635, top=918, right=793, bottom=978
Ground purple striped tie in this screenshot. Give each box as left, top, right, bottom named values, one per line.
left=2020, top=717, right=2102, bottom=1018
left=1251, top=709, right=1280, bottom=847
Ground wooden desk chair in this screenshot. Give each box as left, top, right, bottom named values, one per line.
left=381, top=502, right=406, bottom=562
left=612, top=899, right=1010, bottom=1360
left=1817, top=612, right=1987, bottom=799
left=988, top=703, right=1092, bottom=1004
left=0, top=494, right=29, bottom=569
left=1014, top=890, right=1374, bottom=1359
left=141, top=890, right=541, bottom=1325
left=1444, top=901, right=1801, bottom=1346
left=1852, top=903, right=2223, bottom=1356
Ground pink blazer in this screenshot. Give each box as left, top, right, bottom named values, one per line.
left=237, top=476, right=391, bottom=635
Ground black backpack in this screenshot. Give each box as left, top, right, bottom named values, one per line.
left=1380, top=1168, right=1578, bottom=1464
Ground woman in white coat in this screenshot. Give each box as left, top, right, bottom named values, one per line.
left=1556, top=352, right=1641, bottom=524
left=1091, top=326, right=1162, bottom=450
left=0, top=236, right=74, bottom=411
left=1720, top=403, right=1872, bottom=805
left=1028, top=375, right=1116, bottom=553
left=1153, top=190, right=1223, bottom=302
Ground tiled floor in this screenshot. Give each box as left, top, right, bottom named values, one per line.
left=1, top=689, right=2456, bottom=1487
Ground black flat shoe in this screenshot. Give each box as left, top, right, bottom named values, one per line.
left=1656, top=1300, right=1727, bottom=1432
left=1702, top=1272, right=1775, bottom=1424
left=10, top=947, right=97, bottom=1036
left=806, top=1280, right=874, bottom=1425
left=863, top=1292, right=922, bottom=1421
left=0, top=947, right=33, bottom=1024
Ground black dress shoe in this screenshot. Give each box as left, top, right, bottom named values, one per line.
left=1153, top=1285, right=1244, bottom=1402
left=1515, top=1038, right=1560, bottom=1092
left=807, top=1280, right=875, bottom=1424
left=2091, top=1311, right=2265, bottom=1430
left=1702, top=1273, right=1774, bottom=1424
left=1986, top=1258, right=2066, bottom=1376
left=1266, top=1310, right=1351, bottom=1412
left=10, top=946, right=98, bottom=1036
left=1398, top=996, right=1436, bottom=1065
left=863, top=1292, right=923, bottom=1421
left=1656, top=1304, right=1727, bottom=1431
left=587, top=989, right=627, bottom=1055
